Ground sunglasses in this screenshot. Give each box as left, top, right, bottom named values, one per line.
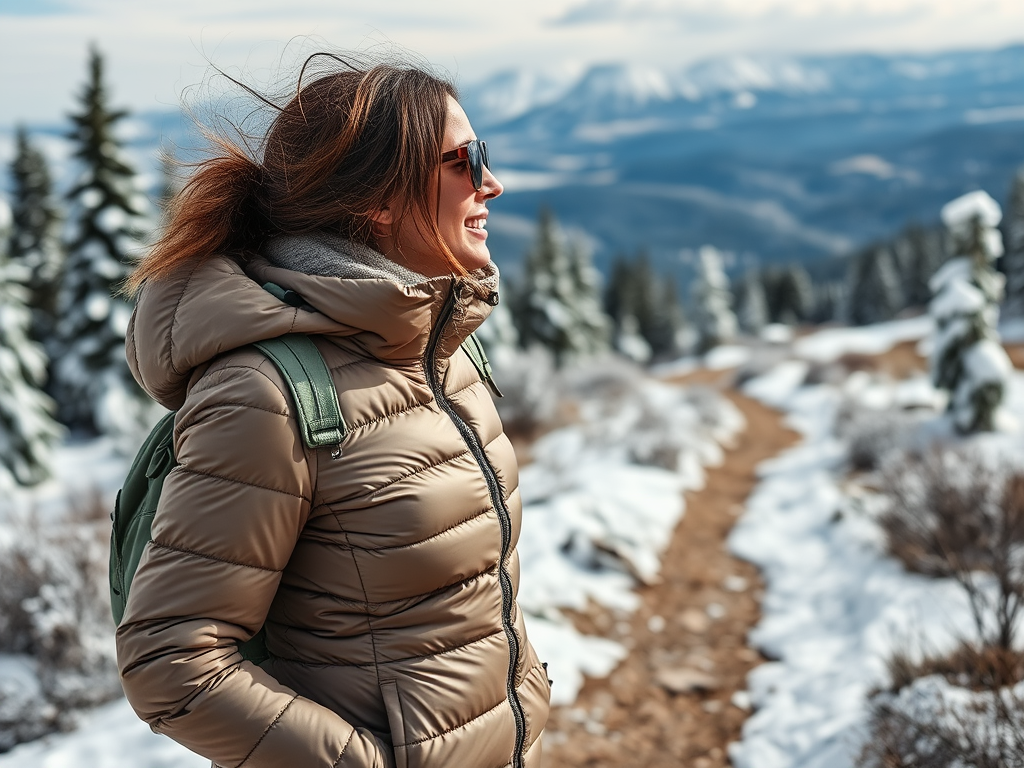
left=440, top=139, right=490, bottom=191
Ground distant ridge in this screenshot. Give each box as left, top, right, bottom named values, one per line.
left=3, top=45, right=1024, bottom=281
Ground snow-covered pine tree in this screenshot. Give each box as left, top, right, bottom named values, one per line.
left=734, top=269, right=768, bottom=335
left=845, top=245, right=903, bottom=325
left=929, top=189, right=1012, bottom=433
left=892, top=223, right=947, bottom=310
left=603, top=250, right=681, bottom=361
left=689, top=245, right=737, bottom=353
left=512, top=208, right=609, bottom=366
left=1003, top=168, right=1024, bottom=316
left=603, top=252, right=651, bottom=363
left=565, top=234, right=612, bottom=356
left=644, top=276, right=684, bottom=360
left=809, top=280, right=845, bottom=324
left=772, top=264, right=814, bottom=325
left=53, top=46, right=157, bottom=441
left=7, top=127, right=64, bottom=348
left=0, top=197, right=63, bottom=485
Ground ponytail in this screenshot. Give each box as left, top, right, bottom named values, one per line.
left=123, top=137, right=267, bottom=296
left=125, top=58, right=461, bottom=296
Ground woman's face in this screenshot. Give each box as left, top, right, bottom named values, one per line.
left=379, top=95, right=503, bottom=277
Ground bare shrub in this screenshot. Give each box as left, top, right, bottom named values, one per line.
left=860, top=677, right=1024, bottom=768
left=835, top=403, right=929, bottom=471
left=0, top=493, right=121, bottom=749
left=862, top=450, right=1024, bottom=768
left=879, top=449, right=1024, bottom=651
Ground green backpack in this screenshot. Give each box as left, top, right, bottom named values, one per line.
left=109, top=307, right=498, bottom=664
left=109, top=333, right=348, bottom=663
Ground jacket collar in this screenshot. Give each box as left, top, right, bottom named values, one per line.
left=127, top=233, right=499, bottom=410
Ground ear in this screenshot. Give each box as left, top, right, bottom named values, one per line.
left=370, top=205, right=393, bottom=227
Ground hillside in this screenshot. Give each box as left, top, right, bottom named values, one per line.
left=2, top=46, right=1024, bottom=280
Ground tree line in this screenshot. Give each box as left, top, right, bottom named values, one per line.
left=5, top=44, right=1024, bottom=485
left=1, top=46, right=158, bottom=486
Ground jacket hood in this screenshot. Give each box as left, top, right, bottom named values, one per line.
left=127, top=232, right=500, bottom=410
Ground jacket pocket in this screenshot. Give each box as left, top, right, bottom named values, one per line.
left=380, top=680, right=408, bottom=768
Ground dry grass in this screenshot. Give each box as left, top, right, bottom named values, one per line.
left=879, top=449, right=1024, bottom=651
left=885, top=641, right=1024, bottom=694
left=861, top=448, right=1024, bottom=768
left=861, top=696, right=1024, bottom=768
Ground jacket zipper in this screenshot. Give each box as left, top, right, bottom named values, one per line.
left=425, top=281, right=527, bottom=768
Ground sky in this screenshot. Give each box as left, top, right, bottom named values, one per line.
left=1, top=0, right=1023, bottom=127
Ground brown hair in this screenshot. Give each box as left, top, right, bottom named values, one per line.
left=125, top=55, right=461, bottom=295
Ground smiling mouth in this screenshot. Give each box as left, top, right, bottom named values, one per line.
left=465, top=217, right=487, bottom=230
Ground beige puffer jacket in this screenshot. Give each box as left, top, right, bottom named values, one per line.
left=116, top=233, right=550, bottom=768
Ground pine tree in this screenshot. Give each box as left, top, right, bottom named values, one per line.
left=892, top=223, right=947, bottom=310
left=644, top=276, right=684, bottom=360
left=8, top=127, right=64, bottom=347
left=809, top=280, right=845, bottom=324
left=603, top=250, right=682, bottom=362
left=0, top=198, right=63, bottom=485
left=772, top=264, right=814, bottom=325
left=52, top=46, right=156, bottom=440
left=734, top=269, right=769, bottom=334
left=565, top=235, right=612, bottom=356
left=845, top=245, right=903, bottom=325
left=689, top=245, right=737, bottom=353
left=930, top=190, right=1012, bottom=433
left=512, top=208, right=609, bottom=366
left=1003, top=168, right=1024, bottom=316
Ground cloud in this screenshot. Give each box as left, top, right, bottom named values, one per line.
left=2, top=0, right=1024, bottom=127
left=553, top=0, right=1018, bottom=27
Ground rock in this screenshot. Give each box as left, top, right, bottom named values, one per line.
left=724, top=574, right=749, bottom=592
left=654, top=667, right=719, bottom=694
left=679, top=608, right=711, bottom=634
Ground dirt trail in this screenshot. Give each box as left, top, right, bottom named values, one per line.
left=544, top=383, right=799, bottom=768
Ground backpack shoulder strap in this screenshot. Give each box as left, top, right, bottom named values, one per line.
left=461, top=332, right=503, bottom=398
left=253, top=335, right=348, bottom=454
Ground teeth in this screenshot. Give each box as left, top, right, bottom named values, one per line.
left=466, top=218, right=486, bottom=230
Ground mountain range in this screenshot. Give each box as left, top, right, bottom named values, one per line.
left=5, top=45, right=1024, bottom=283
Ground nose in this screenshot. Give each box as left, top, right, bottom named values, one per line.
left=480, top=165, right=503, bottom=200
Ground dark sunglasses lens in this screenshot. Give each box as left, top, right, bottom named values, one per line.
left=480, top=141, right=489, bottom=169
left=467, top=141, right=483, bottom=190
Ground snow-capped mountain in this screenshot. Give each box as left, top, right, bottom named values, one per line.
left=3, top=46, right=1024, bottom=280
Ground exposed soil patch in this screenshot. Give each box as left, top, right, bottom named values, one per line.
left=543, top=389, right=798, bottom=768
left=1005, top=343, right=1024, bottom=371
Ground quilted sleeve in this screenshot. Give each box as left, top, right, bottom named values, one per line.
left=115, top=356, right=391, bottom=768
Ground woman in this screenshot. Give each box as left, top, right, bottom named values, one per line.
left=116, top=55, right=550, bottom=768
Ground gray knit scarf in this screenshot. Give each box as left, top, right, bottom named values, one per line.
left=262, top=231, right=431, bottom=286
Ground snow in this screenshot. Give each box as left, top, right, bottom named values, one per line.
left=518, top=373, right=746, bottom=704
left=705, top=344, right=752, bottom=370
left=793, top=316, right=933, bottom=363
left=964, top=338, right=1014, bottom=385
left=0, top=363, right=745, bottom=760
left=729, top=316, right=1024, bottom=768
left=0, top=697, right=207, bottom=768
left=930, top=278, right=986, bottom=320
left=940, top=189, right=1002, bottom=231
left=760, top=323, right=795, bottom=344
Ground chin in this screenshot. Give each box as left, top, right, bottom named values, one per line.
left=457, top=247, right=492, bottom=272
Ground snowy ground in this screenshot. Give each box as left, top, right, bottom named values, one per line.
left=0, top=362, right=745, bottom=765
left=729, top=318, right=1024, bottom=768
